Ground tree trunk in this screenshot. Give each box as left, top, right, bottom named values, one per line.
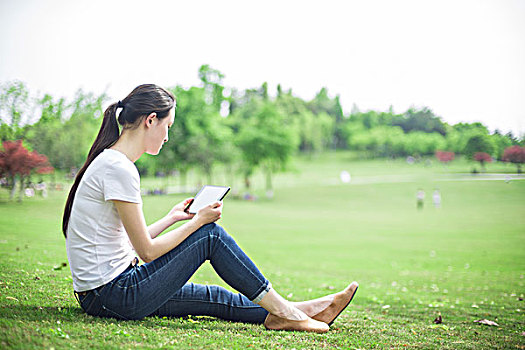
left=18, top=176, right=25, bottom=202
left=180, top=170, right=188, bottom=193
left=227, top=166, right=234, bottom=190
left=9, top=175, right=17, bottom=201
left=206, top=171, right=213, bottom=186
left=265, top=169, right=273, bottom=199
left=244, top=175, right=251, bottom=190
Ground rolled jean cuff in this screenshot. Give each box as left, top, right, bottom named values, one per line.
left=251, top=281, right=272, bottom=304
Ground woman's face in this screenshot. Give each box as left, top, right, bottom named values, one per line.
left=145, top=107, right=175, bottom=155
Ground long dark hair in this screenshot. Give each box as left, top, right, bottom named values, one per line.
left=62, top=84, right=175, bottom=238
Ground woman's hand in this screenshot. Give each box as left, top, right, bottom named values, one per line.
left=167, top=198, right=195, bottom=223
left=192, top=201, right=223, bottom=226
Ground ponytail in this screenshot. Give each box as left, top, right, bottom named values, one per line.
left=62, top=84, right=175, bottom=238
left=62, top=103, right=120, bottom=237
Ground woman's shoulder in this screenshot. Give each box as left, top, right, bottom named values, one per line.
left=100, top=149, right=140, bottom=179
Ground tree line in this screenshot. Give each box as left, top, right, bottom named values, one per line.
left=1, top=65, right=524, bottom=196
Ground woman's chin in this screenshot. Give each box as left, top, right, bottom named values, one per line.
left=146, top=149, right=161, bottom=156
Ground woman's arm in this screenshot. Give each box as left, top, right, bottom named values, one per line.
left=113, top=200, right=222, bottom=263
left=147, top=198, right=194, bottom=238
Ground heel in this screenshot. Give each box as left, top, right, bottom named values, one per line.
left=264, top=314, right=329, bottom=333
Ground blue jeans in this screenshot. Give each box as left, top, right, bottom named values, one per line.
left=76, top=223, right=271, bottom=324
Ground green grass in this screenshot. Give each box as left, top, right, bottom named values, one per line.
left=0, top=152, right=524, bottom=349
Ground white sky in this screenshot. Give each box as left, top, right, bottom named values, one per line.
left=1, top=0, right=524, bottom=135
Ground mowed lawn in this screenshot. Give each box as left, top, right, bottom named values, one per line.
left=0, top=154, right=524, bottom=349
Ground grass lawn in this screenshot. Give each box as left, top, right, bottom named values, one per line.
left=0, top=152, right=524, bottom=349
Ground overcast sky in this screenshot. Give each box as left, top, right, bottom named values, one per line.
left=1, top=0, right=524, bottom=135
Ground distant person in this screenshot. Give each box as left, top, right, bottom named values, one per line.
left=433, top=189, right=441, bottom=208
left=24, top=187, right=35, bottom=198
left=62, top=84, right=358, bottom=334
left=416, top=188, right=425, bottom=210
left=36, top=181, right=48, bottom=198
left=340, top=170, right=351, bottom=183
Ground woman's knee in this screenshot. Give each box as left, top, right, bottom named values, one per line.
left=198, top=222, right=229, bottom=240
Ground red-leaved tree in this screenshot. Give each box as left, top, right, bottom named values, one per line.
left=503, top=145, right=525, bottom=173
left=435, top=150, right=455, bottom=164
left=473, top=152, right=492, bottom=168
left=0, top=140, right=52, bottom=201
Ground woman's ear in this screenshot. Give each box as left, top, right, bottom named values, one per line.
left=145, top=112, right=157, bottom=128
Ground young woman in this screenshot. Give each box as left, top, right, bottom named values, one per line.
left=63, top=84, right=358, bottom=333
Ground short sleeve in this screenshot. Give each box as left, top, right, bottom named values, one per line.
left=103, top=160, right=142, bottom=204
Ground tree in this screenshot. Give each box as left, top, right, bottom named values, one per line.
left=198, top=64, right=225, bottom=113
left=473, top=152, right=492, bottom=169
left=489, top=132, right=513, bottom=159
left=435, top=150, right=455, bottom=164
left=341, top=121, right=366, bottom=152
left=392, top=107, right=447, bottom=135
left=157, top=85, right=235, bottom=188
left=453, top=122, right=489, bottom=135
left=464, top=134, right=494, bottom=159
left=307, top=88, right=344, bottom=148
left=348, top=125, right=406, bottom=157
left=0, top=81, right=32, bottom=141
left=234, top=102, right=298, bottom=196
left=502, top=146, right=525, bottom=173
left=275, top=92, right=333, bottom=153
left=52, top=90, right=106, bottom=171
left=0, top=121, right=16, bottom=142
left=25, top=94, right=66, bottom=170
left=0, top=140, right=52, bottom=201
left=404, top=131, right=446, bottom=156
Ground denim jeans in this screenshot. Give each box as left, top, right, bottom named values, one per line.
left=76, top=223, right=271, bottom=324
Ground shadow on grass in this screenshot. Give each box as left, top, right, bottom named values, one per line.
left=0, top=304, right=246, bottom=331
left=0, top=305, right=84, bottom=322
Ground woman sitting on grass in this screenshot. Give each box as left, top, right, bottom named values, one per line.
left=62, top=84, right=358, bottom=333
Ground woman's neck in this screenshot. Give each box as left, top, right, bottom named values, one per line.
left=109, top=131, right=144, bottom=163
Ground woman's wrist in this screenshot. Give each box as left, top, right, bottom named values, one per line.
left=190, top=216, right=204, bottom=229
left=165, top=213, right=178, bottom=226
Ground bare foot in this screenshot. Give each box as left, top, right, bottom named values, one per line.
left=264, top=313, right=329, bottom=333
left=293, top=282, right=358, bottom=325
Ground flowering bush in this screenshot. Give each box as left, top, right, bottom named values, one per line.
left=0, top=140, right=52, bottom=200
left=502, top=145, right=525, bottom=173
left=435, top=150, right=455, bottom=163
left=473, top=152, right=492, bottom=167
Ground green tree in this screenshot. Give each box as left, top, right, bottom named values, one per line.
left=341, top=121, right=366, bottom=152
left=452, top=122, right=489, bottom=134
left=275, top=93, right=333, bottom=153
left=464, top=134, right=494, bottom=160
left=159, top=85, right=235, bottom=188
left=25, top=94, right=66, bottom=170
left=234, top=101, right=298, bottom=196
left=51, top=90, right=107, bottom=171
left=307, top=88, right=344, bottom=148
left=446, top=122, right=490, bottom=154
left=404, top=131, right=446, bottom=156
left=489, top=131, right=513, bottom=159
left=392, top=107, right=447, bottom=135
left=0, top=81, right=31, bottom=140
left=198, top=64, right=225, bottom=113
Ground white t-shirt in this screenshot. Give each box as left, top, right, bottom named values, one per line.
left=66, top=149, right=141, bottom=292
